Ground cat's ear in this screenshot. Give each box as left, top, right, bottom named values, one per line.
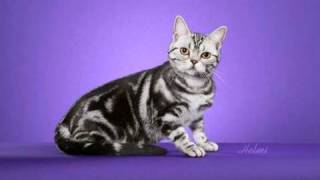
left=173, top=15, right=191, bottom=41
left=209, top=26, right=228, bottom=49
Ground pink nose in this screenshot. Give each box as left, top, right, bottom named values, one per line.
left=191, top=60, right=198, bottom=65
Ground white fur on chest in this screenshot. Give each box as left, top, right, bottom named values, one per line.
left=179, top=92, right=214, bottom=125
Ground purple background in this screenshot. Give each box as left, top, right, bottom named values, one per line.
left=1, top=143, right=319, bottom=179
left=1, top=0, right=320, bottom=143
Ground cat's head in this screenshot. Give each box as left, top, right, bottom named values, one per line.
left=168, top=15, right=227, bottom=78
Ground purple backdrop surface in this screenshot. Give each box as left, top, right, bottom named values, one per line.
left=1, top=0, right=320, bottom=143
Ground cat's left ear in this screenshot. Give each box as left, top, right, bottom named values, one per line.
left=209, top=26, right=228, bottom=49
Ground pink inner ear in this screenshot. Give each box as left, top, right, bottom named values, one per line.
left=174, top=33, right=179, bottom=41
left=216, top=42, right=221, bottom=49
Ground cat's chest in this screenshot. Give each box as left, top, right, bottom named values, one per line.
left=183, top=93, right=213, bottom=109
left=178, top=92, right=214, bottom=124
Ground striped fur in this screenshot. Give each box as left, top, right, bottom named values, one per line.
left=55, top=16, right=227, bottom=157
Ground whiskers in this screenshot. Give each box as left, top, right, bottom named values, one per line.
left=212, top=69, right=225, bottom=83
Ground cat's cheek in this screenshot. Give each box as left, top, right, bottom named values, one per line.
left=177, top=62, right=192, bottom=71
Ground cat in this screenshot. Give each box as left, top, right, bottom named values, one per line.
left=55, top=15, right=227, bottom=157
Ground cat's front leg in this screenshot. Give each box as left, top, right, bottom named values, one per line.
left=162, top=123, right=205, bottom=157
left=190, top=118, right=219, bottom=152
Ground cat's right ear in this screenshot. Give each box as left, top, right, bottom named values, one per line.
left=173, top=15, right=191, bottom=41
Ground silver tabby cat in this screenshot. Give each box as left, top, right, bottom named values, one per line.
left=55, top=15, right=227, bottom=157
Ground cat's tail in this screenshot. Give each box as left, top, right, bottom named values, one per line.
left=54, top=123, right=167, bottom=156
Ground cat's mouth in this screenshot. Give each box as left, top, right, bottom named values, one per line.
left=189, top=64, right=198, bottom=70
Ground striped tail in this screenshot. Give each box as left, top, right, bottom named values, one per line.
left=54, top=124, right=167, bottom=156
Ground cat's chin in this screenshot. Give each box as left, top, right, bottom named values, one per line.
left=192, top=72, right=212, bottom=79
left=188, top=67, right=212, bottom=79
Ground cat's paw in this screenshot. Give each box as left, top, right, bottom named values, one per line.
left=199, top=141, right=219, bottom=152
left=182, top=144, right=206, bottom=157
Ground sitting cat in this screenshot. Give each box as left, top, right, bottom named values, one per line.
left=55, top=15, right=227, bottom=157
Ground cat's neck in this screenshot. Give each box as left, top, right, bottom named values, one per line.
left=163, top=65, right=212, bottom=93
left=177, top=73, right=210, bottom=89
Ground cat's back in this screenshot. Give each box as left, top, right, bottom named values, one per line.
left=60, top=62, right=169, bottom=126
left=83, top=62, right=170, bottom=99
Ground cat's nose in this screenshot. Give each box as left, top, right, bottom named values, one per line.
left=190, top=60, right=198, bottom=65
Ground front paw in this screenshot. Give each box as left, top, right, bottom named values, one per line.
left=181, top=144, right=206, bottom=157
left=199, top=141, right=219, bottom=152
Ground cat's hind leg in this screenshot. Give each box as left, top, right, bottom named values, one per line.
left=55, top=124, right=116, bottom=155
left=55, top=123, right=167, bottom=156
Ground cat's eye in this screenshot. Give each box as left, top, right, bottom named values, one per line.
left=180, top=47, right=189, bottom=55
left=201, top=52, right=211, bottom=59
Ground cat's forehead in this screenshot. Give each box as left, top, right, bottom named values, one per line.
left=190, top=32, right=207, bottom=49
left=174, top=33, right=202, bottom=44
left=191, top=32, right=219, bottom=53
left=172, top=32, right=218, bottom=53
